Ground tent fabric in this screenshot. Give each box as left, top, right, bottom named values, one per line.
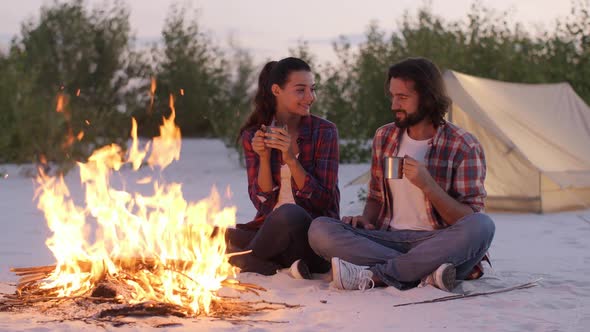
left=446, top=71, right=590, bottom=212
left=347, top=71, right=590, bottom=213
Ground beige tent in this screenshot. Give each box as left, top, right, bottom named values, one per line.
left=349, top=70, right=590, bottom=213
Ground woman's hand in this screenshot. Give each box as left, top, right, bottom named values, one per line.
left=252, top=126, right=271, bottom=160
left=264, top=126, right=296, bottom=164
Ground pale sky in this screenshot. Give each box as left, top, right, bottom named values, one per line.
left=0, top=0, right=574, bottom=62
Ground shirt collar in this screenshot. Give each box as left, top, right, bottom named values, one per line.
left=430, top=121, right=447, bottom=146
left=393, top=121, right=447, bottom=146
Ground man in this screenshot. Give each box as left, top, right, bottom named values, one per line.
left=308, top=57, right=495, bottom=291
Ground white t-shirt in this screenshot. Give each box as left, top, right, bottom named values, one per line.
left=389, top=130, right=433, bottom=231
left=274, top=154, right=299, bottom=210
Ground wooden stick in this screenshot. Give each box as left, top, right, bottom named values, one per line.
left=18, top=273, right=49, bottom=285
left=220, top=280, right=266, bottom=296
left=393, top=278, right=541, bottom=307
left=578, top=214, right=590, bottom=226
left=223, top=280, right=266, bottom=291
left=238, top=299, right=302, bottom=309
left=225, top=250, right=252, bottom=258
left=11, top=255, right=238, bottom=276
left=11, top=265, right=55, bottom=276
left=210, top=317, right=289, bottom=325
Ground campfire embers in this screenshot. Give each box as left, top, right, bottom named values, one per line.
left=1, top=261, right=294, bottom=327
left=0, top=93, right=297, bottom=326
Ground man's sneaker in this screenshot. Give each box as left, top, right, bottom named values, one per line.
left=331, top=257, right=375, bottom=291
left=289, top=259, right=312, bottom=280
left=421, top=263, right=456, bottom=292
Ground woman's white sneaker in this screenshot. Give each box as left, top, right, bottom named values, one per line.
left=289, top=259, right=312, bottom=280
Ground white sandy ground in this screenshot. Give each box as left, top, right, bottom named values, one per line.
left=0, top=139, right=589, bottom=331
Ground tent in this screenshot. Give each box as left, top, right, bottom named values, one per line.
left=348, top=70, right=590, bottom=213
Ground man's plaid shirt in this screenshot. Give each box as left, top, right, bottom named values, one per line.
left=242, top=114, right=340, bottom=227
left=368, top=121, right=487, bottom=230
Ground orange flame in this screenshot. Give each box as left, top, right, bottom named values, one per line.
left=62, top=128, right=75, bottom=149
left=150, top=77, right=156, bottom=95
left=39, top=154, right=48, bottom=167
left=147, top=94, right=181, bottom=169
left=148, top=77, right=157, bottom=114
left=34, top=104, right=237, bottom=315
left=56, top=94, right=65, bottom=113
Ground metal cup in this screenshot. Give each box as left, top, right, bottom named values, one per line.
left=265, top=121, right=287, bottom=140
left=384, top=156, right=404, bottom=179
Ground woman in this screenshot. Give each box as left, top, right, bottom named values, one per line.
left=228, top=57, right=340, bottom=279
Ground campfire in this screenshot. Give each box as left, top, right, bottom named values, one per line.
left=0, top=93, right=296, bottom=326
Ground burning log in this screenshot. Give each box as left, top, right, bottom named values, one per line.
left=9, top=258, right=267, bottom=295
left=1, top=261, right=290, bottom=326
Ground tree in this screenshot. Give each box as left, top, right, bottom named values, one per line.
left=1, top=0, right=143, bottom=165
left=141, top=5, right=228, bottom=138
left=214, top=40, right=256, bottom=148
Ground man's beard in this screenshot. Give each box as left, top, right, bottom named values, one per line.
left=393, top=108, right=428, bottom=128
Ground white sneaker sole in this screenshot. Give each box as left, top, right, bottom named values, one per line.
left=290, top=259, right=312, bottom=280
left=331, top=257, right=345, bottom=289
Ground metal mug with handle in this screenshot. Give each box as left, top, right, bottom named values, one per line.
left=384, top=156, right=404, bottom=179
left=265, top=120, right=287, bottom=140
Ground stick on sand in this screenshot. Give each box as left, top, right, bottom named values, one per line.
left=393, top=278, right=542, bottom=307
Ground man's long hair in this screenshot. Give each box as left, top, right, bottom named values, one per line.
left=387, top=57, right=451, bottom=127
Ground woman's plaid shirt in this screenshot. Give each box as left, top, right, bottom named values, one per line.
left=368, top=121, right=487, bottom=230
left=242, top=115, right=340, bottom=226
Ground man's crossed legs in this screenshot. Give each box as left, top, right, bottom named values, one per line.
left=308, top=213, right=495, bottom=291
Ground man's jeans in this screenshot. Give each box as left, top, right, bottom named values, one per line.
left=308, top=213, right=495, bottom=289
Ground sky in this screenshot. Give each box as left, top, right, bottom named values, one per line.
left=0, top=0, right=576, bottom=63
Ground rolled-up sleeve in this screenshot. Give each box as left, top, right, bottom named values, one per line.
left=454, top=144, right=487, bottom=212
left=293, top=124, right=339, bottom=211
left=242, top=130, right=278, bottom=215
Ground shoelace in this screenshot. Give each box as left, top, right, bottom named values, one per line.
left=357, top=270, right=375, bottom=291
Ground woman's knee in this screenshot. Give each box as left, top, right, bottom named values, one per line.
left=265, top=204, right=311, bottom=230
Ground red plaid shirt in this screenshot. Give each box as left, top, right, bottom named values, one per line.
left=241, top=114, right=340, bottom=227
left=368, top=121, right=487, bottom=230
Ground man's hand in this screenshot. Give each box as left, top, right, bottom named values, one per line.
left=403, top=155, right=436, bottom=191
left=342, top=215, right=375, bottom=230
left=403, top=155, right=476, bottom=225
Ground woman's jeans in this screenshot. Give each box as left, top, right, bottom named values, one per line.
left=226, top=204, right=331, bottom=275
left=308, top=213, right=495, bottom=289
